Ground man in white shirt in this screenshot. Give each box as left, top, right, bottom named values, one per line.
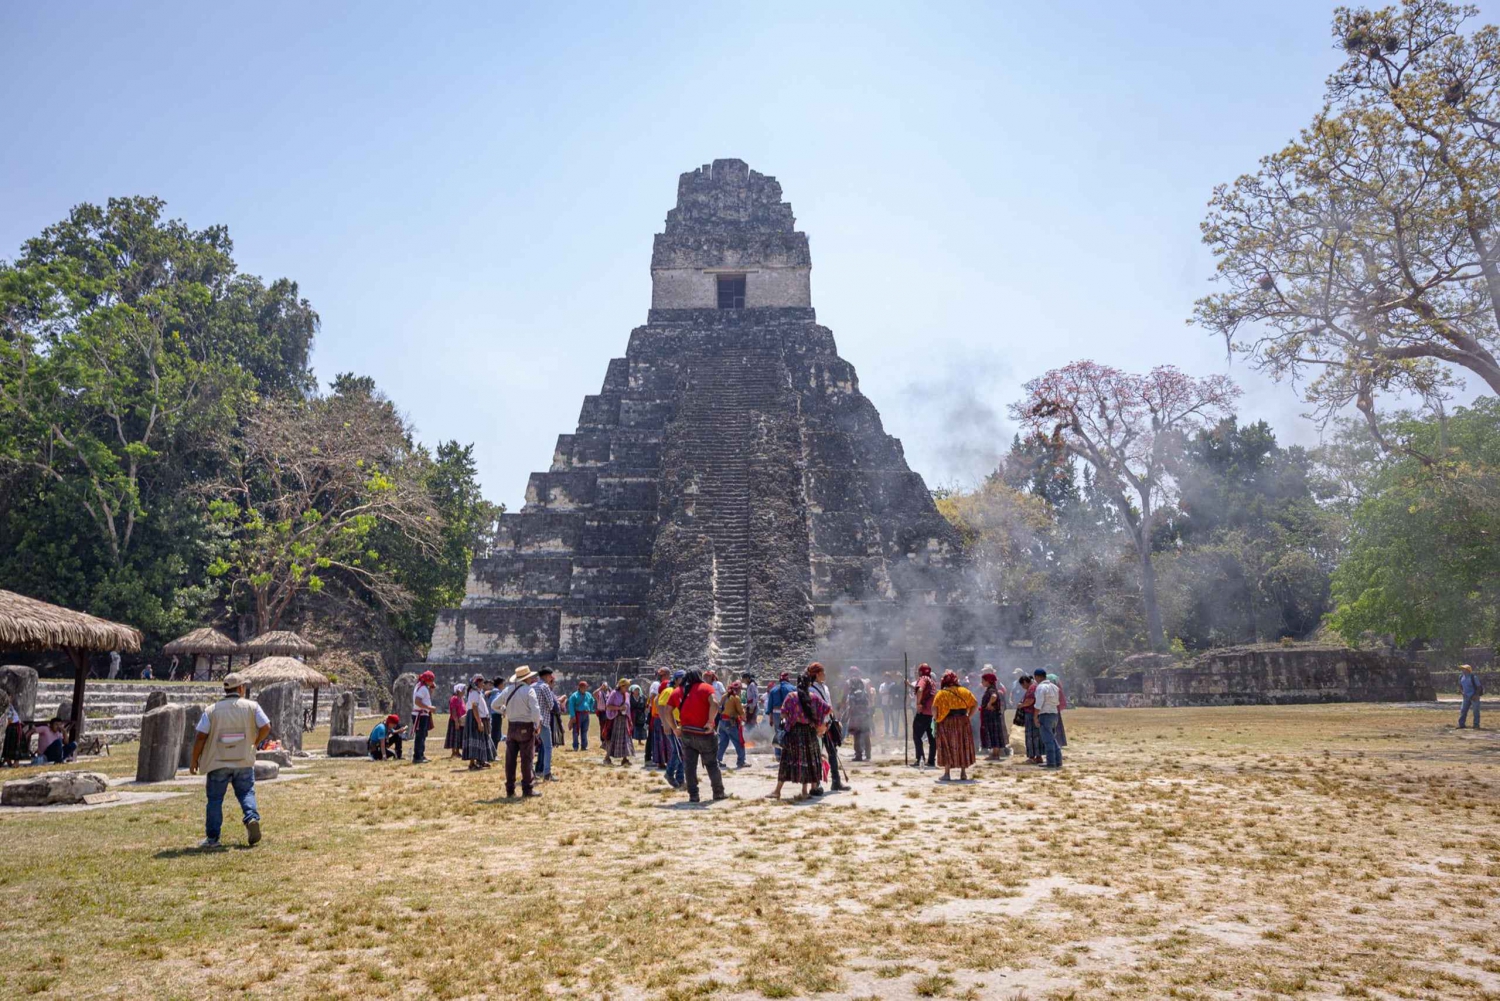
left=705, top=670, right=727, bottom=700
left=190, top=672, right=272, bottom=848
left=498, top=666, right=543, bottom=798
left=1031, top=669, right=1062, bottom=768
left=411, top=670, right=437, bottom=764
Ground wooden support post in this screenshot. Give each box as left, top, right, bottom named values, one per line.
left=67, top=647, right=88, bottom=743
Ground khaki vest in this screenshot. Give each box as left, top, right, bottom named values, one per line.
left=198, top=697, right=261, bottom=772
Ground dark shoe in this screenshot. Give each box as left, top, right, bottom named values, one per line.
left=523, top=790, right=541, bottom=798
left=712, top=792, right=727, bottom=801
left=245, top=819, right=262, bottom=846
left=809, top=786, right=825, bottom=797
left=831, top=783, right=848, bottom=792
left=688, top=794, right=700, bottom=803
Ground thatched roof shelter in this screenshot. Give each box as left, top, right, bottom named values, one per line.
left=0, top=589, right=142, bottom=653
left=240, top=656, right=330, bottom=689
left=240, top=630, right=317, bottom=658
left=162, top=627, right=239, bottom=656
left=0, top=588, right=141, bottom=741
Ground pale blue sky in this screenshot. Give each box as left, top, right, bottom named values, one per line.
left=6, top=1, right=1495, bottom=507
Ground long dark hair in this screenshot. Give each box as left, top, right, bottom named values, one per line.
left=795, top=672, right=815, bottom=720
left=681, top=669, right=704, bottom=697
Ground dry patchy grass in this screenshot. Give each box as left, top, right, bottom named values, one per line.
left=2, top=704, right=1498, bottom=1000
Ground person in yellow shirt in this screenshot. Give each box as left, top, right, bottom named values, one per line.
left=932, top=670, right=978, bottom=782
left=657, top=670, right=685, bottom=788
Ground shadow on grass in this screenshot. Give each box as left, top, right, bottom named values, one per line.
left=153, top=844, right=256, bottom=859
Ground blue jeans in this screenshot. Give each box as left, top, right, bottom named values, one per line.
left=717, top=720, right=746, bottom=767
left=572, top=714, right=590, bottom=750
left=665, top=735, right=684, bottom=787
left=1038, top=713, right=1062, bottom=767
left=536, top=717, right=554, bottom=777
left=1460, top=693, right=1482, bottom=728
left=205, top=767, right=259, bottom=840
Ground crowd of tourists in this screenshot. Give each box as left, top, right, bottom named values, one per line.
left=378, top=660, right=1070, bottom=802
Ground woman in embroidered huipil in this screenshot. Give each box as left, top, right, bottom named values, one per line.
left=770, top=673, right=828, bottom=801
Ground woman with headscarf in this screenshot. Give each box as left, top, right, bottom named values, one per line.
left=444, top=682, right=466, bottom=759
left=932, top=671, right=977, bottom=781
left=979, top=667, right=1009, bottom=760
left=770, top=672, right=829, bottom=800
left=629, top=682, right=648, bottom=743
left=911, top=663, right=938, bottom=769
left=460, top=675, right=494, bottom=770
left=603, top=678, right=634, bottom=764
left=1016, top=675, right=1043, bottom=764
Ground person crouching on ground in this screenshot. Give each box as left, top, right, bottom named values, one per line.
left=933, top=671, right=977, bottom=782
left=498, top=666, right=542, bottom=798
left=368, top=714, right=404, bottom=760
left=669, top=669, right=725, bottom=803
left=603, top=678, right=634, bottom=765
left=190, top=672, right=271, bottom=849
left=979, top=667, right=1009, bottom=760
left=770, top=672, right=828, bottom=801
left=445, top=682, right=466, bottom=759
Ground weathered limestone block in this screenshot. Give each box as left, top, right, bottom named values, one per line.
left=392, top=673, right=417, bottom=725
left=326, top=735, right=366, bottom=757
left=178, top=704, right=205, bottom=769
left=256, top=681, right=302, bottom=752
left=143, top=690, right=168, bottom=712
left=1, top=770, right=108, bottom=806
left=253, top=760, right=280, bottom=781
left=0, top=666, right=38, bottom=719
left=135, top=705, right=184, bottom=782
left=330, top=691, right=355, bottom=737
left=56, top=698, right=79, bottom=736
left=256, top=749, right=293, bottom=768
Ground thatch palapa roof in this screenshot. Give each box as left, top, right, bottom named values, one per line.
left=240, top=630, right=318, bottom=657
left=163, top=626, right=240, bottom=656
left=240, top=656, right=330, bottom=689
left=0, top=589, right=142, bottom=653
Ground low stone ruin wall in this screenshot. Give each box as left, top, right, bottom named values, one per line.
left=1082, top=646, right=1435, bottom=707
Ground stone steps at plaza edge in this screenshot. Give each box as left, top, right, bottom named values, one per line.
left=32, top=680, right=373, bottom=745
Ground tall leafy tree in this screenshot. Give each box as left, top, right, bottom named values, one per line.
left=1012, top=361, right=1240, bottom=650
left=0, top=196, right=317, bottom=636
left=205, top=380, right=442, bottom=634
left=1197, top=1, right=1500, bottom=453
left=1329, top=398, right=1500, bottom=647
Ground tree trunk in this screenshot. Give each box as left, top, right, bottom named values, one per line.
left=1136, top=544, right=1166, bottom=652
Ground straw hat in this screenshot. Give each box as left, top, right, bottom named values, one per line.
left=509, top=665, right=537, bottom=684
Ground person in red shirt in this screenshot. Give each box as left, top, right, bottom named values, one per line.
left=668, top=669, right=724, bottom=803
left=911, top=663, right=938, bottom=768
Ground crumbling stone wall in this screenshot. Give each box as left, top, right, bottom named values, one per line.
left=1081, top=646, right=1436, bottom=707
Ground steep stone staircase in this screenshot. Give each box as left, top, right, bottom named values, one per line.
left=678, top=354, right=784, bottom=673
left=33, top=680, right=371, bottom=745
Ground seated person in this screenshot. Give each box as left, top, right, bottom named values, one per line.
left=367, top=714, right=405, bottom=760
left=32, top=719, right=75, bottom=764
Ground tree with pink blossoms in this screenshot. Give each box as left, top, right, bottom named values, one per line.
left=1011, top=362, right=1240, bottom=651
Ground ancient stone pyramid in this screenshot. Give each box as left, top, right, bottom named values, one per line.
left=426, top=160, right=1008, bottom=684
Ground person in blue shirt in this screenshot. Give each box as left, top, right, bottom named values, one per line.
left=566, top=680, right=596, bottom=750
left=767, top=672, right=795, bottom=762
left=367, top=714, right=405, bottom=760
left=1459, top=664, right=1484, bottom=729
